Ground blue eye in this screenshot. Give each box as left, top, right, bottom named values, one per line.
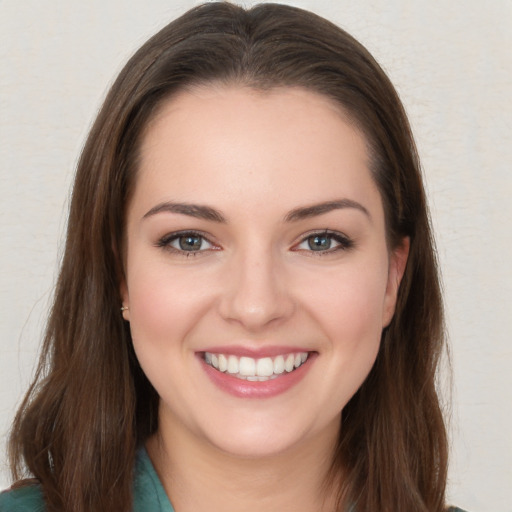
left=158, top=232, right=213, bottom=253
left=307, top=234, right=334, bottom=251
left=295, top=231, right=352, bottom=253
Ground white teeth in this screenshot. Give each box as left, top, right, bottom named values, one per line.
left=239, top=356, right=255, bottom=376
left=273, top=355, right=285, bottom=374
left=285, top=354, right=295, bottom=372
left=256, top=357, right=274, bottom=377
left=227, top=355, right=238, bottom=374
left=204, top=351, right=309, bottom=379
left=218, top=354, right=228, bottom=372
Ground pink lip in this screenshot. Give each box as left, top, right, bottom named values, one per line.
left=199, top=345, right=310, bottom=358
left=199, top=352, right=316, bottom=399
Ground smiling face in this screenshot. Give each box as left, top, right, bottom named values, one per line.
left=121, top=86, right=408, bottom=458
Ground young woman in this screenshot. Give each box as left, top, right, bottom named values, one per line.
left=1, top=2, right=465, bottom=511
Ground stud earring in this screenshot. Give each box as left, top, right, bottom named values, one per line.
left=121, top=306, right=129, bottom=312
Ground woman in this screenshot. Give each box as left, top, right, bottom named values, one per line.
left=1, top=2, right=464, bottom=511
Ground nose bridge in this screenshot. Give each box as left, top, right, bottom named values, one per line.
left=219, top=240, right=293, bottom=330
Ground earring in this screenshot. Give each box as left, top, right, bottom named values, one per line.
left=120, top=306, right=129, bottom=312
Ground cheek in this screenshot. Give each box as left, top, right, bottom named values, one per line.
left=304, top=262, right=388, bottom=395
left=125, top=265, right=213, bottom=410
left=125, top=261, right=213, bottom=354
left=311, top=262, right=389, bottom=338
left=326, top=288, right=384, bottom=374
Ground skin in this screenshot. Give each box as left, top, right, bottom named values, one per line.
left=121, top=85, right=409, bottom=512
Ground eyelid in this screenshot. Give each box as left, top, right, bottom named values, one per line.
left=155, top=228, right=353, bottom=256
left=292, top=229, right=354, bottom=253
left=156, top=230, right=220, bottom=255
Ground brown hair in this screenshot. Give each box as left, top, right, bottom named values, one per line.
left=9, top=3, right=448, bottom=511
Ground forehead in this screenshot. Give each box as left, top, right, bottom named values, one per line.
left=140, top=84, right=366, bottom=163
left=132, top=85, right=381, bottom=221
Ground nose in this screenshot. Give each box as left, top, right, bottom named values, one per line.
left=218, top=247, right=295, bottom=332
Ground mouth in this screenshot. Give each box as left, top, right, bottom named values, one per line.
left=203, top=351, right=310, bottom=381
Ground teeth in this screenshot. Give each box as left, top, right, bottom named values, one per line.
left=204, top=351, right=309, bottom=380
left=218, top=354, right=228, bottom=372
left=227, top=355, right=238, bottom=374
left=274, top=355, right=285, bottom=374
left=239, top=356, right=255, bottom=376
left=256, top=357, right=274, bottom=377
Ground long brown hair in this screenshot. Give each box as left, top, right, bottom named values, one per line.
left=9, top=3, right=448, bottom=511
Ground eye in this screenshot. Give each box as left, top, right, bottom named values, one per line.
left=294, top=231, right=353, bottom=253
left=157, top=231, right=215, bottom=254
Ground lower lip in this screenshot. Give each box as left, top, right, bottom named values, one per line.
left=200, top=354, right=315, bottom=399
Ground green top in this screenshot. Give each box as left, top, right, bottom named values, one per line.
left=0, top=450, right=468, bottom=511
left=0, top=448, right=175, bottom=511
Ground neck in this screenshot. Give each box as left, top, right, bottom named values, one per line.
left=147, top=413, right=341, bottom=512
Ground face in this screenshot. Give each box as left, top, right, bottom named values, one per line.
left=121, top=86, right=408, bottom=458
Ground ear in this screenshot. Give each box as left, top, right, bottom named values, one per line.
left=114, top=240, right=130, bottom=322
left=382, top=237, right=410, bottom=327
left=120, top=280, right=130, bottom=322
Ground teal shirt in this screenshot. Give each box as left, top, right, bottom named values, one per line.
left=0, top=450, right=467, bottom=512
left=0, top=448, right=175, bottom=511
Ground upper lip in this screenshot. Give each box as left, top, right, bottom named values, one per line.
left=198, top=345, right=313, bottom=358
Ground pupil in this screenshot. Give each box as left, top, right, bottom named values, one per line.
left=179, top=235, right=202, bottom=251
left=309, top=235, right=331, bottom=251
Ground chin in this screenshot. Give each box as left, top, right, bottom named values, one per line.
left=197, top=409, right=339, bottom=460
left=205, top=427, right=308, bottom=459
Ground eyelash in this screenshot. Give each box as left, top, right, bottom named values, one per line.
left=156, top=229, right=354, bottom=256
left=156, top=230, right=217, bottom=256
left=293, top=230, right=354, bottom=255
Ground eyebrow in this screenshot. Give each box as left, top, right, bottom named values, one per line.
left=284, top=199, right=370, bottom=222
left=143, top=202, right=226, bottom=223
left=143, top=198, right=370, bottom=224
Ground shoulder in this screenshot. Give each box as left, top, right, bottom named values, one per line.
left=0, top=484, right=45, bottom=511
left=0, top=449, right=171, bottom=512
left=133, top=447, right=174, bottom=512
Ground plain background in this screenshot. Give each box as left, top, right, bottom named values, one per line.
left=0, top=1, right=510, bottom=510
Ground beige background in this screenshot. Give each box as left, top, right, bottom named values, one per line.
left=1, top=1, right=511, bottom=510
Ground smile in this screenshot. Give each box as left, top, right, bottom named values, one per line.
left=204, top=352, right=309, bottom=381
